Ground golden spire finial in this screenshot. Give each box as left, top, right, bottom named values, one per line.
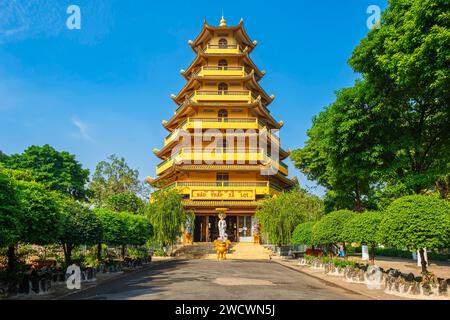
left=219, top=12, right=227, bottom=27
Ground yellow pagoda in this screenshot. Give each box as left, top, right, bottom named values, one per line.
left=149, top=17, right=295, bottom=242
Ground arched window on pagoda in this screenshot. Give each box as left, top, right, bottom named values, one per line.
left=218, top=59, right=228, bottom=69
left=218, top=38, right=228, bottom=48
left=218, top=109, right=228, bottom=118
left=218, top=83, right=228, bottom=91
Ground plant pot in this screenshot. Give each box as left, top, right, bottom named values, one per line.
left=276, top=245, right=291, bottom=256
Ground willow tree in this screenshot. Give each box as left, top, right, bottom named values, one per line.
left=146, top=188, right=192, bottom=252
left=256, top=189, right=324, bottom=246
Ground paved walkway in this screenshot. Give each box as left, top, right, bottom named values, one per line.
left=63, top=259, right=366, bottom=300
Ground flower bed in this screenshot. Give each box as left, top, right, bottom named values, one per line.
left=0, top=256, right=152, bottom=297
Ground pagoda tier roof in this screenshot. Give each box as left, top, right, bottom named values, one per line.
left=190, top=18, right=256, bottom=55
left=193, top=209, right=256, bottom=215
left=154, top=131, right=289, bottom=161
left=183, top=199, right=259, bottom=208
left=173, top=71, right=273, bottom=107
left=148, top=164, right=296, bottom=187
left=182, top=51, right=264, bottom=81
left=164, top=99, right=281, bottom=131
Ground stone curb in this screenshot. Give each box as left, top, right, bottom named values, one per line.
left=54, top=259, right=175, bottom=300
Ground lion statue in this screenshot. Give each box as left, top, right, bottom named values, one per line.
left=214, top=239, right=231, bottom=260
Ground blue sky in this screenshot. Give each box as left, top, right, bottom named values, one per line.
left=0, top=0, right=387, bottom=196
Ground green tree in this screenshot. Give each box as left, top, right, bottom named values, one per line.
left=0, top=151, right=9, bottom=164
left=312, top=210, right=356, bottom=257
left=16, top=180, right=63, bottom=245
left=349, top=0, right=450, bottom=196
left=0, top=171, right=22, bottom=273
left=94, top=208, right=128, bottom=259
left=147, top=188, right=191, bottom=251
left=3, top=145, right=89, bottom=200
left=378, top=195, right=450, bottom=273
left=292, top=0, right=450, bottom=209
left=104, top=191, right=146, bottom=214
left=342, top=211, right=383, bottom=262
left=125, top=214, right=153, bottom=246
left=256, top=189, right=324, bottom=246
left=291, top=81, right=390, bottom=212
left=292, top=222, right=316, bottom=247
left=60, top=200, right=102, bottom=265
left=1, top=169, right=63, bottom=280
left=94, top=208, right=152, bottom=259
left=90, top=154, right=149, bottom=204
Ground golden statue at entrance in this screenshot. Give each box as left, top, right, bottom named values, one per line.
left=183, top=216, right=194, bottom=245
left=214, top=208, right=231, bottom=260
left=214, top=239, right=231, bottom=260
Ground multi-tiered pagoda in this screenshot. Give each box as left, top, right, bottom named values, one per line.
left=149, top=17, right=295, bottom=242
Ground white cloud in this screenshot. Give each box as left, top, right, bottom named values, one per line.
left=72, top=117, right=94, bottom=142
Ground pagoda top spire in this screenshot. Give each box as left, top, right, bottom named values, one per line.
left=219, top=16, right=227, bottom=27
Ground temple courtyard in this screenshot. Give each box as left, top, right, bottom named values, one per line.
left=62, top=258, right=366, bottom=300
left=60, top=244, right=409, bottom=300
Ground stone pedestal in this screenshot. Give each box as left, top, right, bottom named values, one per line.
left=361, top=245, right=370, bottom=261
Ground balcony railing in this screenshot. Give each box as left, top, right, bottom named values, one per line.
left=196, top=90, right=249, bottom=96
left=156, top=147, right=288, bottom=176
left=174, top=90, right=252, bottom=114
left=156, top=150, right=181, bottom=169
left=193, top=90, right=253, bottom=103
left=174, top=181, right=269, bottom=187
left=202, top=66, right=243, bottom=71
left=207, top=44, right=239, bottom=49
left=195, top=66, right=246, bottom=77
left=204, top=44, right=241, bottom=54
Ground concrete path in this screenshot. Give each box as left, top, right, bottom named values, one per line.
left=63, top=259, right=366, bottom=300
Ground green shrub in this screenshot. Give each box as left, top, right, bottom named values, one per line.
left=342, top=211, right=382, bottom=244
left=378, top=195, right=450, bottom=250
left=153, top=248, right=166, bottom=257
left=348, top=246, right=449, bottom=261
left=292, top=222, right=316, bottom=246
left=343, top=211, right=383, bottom=261
left=312, top=210, right=356, bottom=246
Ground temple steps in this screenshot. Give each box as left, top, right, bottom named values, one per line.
left=174, top=242, right=272, bottom=260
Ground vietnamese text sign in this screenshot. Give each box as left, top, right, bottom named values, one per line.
left=191, top=190, right=255, bottom=200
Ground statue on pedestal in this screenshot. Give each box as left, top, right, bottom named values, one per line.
left=214, top=210, right=230, bottom=260
left=184, top=216, right=193, bottom=245
left=218, top=213, right=227, bottom=242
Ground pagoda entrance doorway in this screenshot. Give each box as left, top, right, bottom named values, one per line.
left=193, top=216, right=207, bottom=242
left=193, top=215, right=255, bottom=243
left=207, top=215, right=237, bottom=242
